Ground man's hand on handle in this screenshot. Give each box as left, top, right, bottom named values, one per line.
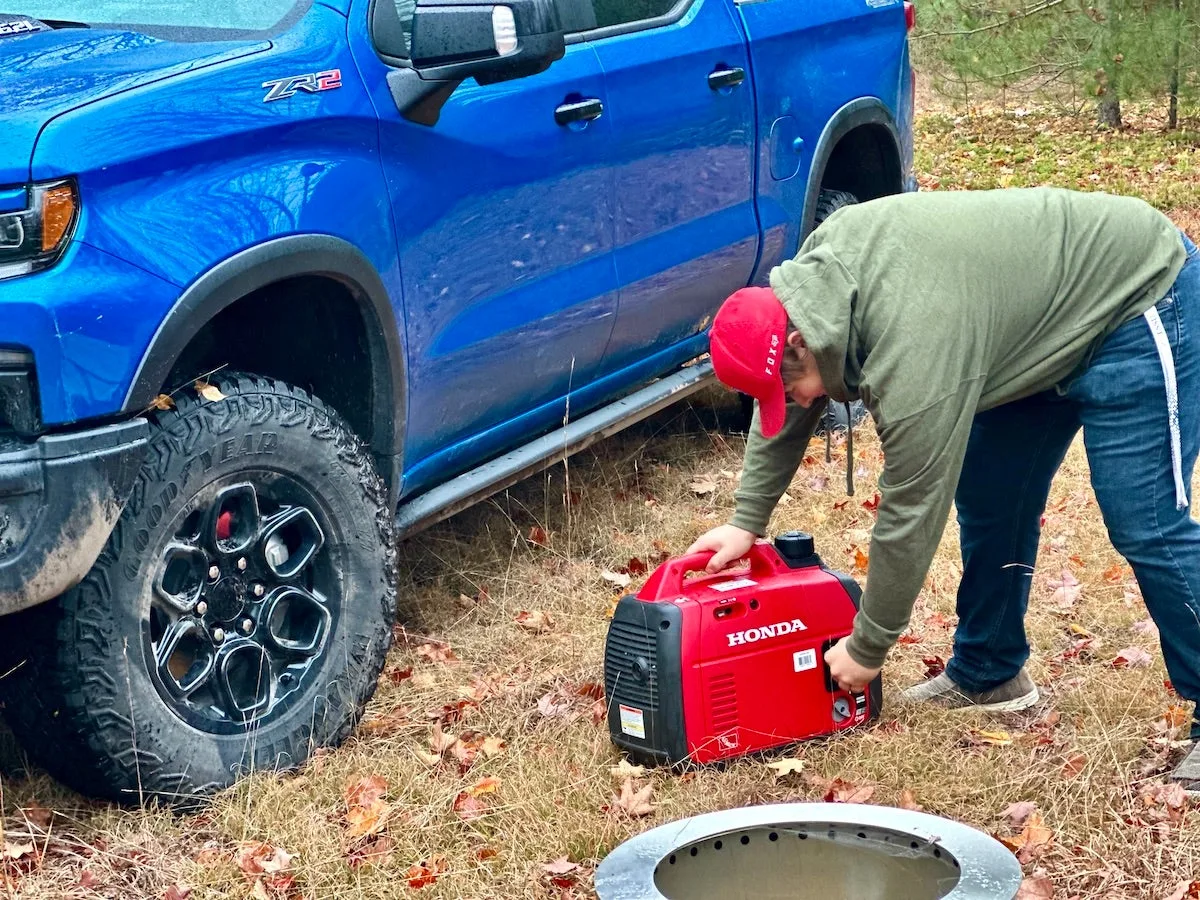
left=823, top=636, right=881, bottom=694
left=685, top=524, right=758, bottom=573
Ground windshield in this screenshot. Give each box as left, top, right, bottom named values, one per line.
left=9, top=2, right=302, bottom=31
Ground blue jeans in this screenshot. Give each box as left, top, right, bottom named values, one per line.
left=946, top=233, right=1200, bottom=717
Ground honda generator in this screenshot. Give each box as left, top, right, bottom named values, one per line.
left=603, top=531, right=882, bottom=766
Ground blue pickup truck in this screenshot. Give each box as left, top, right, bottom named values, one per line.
left=0, top=0, right=915, bottom=805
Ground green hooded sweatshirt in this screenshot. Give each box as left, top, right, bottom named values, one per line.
left=730, top=187, right=1187, bottom=670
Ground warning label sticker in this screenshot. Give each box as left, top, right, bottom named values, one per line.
left=618, top=704, right=646, bottom=739
left=709, top=577, right=757, bottom=593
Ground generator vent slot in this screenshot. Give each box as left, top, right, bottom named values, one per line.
left=708, top=672, right=738, bottom=730
left=604, top=620, right=658, bottom=710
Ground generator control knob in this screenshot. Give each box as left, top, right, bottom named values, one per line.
left=774, top=531, right=815, bottom=562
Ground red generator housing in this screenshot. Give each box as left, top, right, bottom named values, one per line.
left=603, top=531, right=882, bottom=766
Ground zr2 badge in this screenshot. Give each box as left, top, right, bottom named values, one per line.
left=262, top=69, right=343, bottom=103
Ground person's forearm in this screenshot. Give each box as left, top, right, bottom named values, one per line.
left=731, top=400, right=825, bottom=535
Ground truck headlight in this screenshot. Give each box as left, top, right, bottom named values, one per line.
left=0, top=180, right=78, bottom=281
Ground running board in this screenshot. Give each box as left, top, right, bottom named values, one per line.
left=395, top=360, right=716, bottom=539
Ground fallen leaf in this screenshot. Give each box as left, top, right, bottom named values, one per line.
left=600, top=570, right=632, bottom=589
left=250, top=882, right=269, bottom=900
left=1049, top=570, right=1082, bottom=609
left=18, top=803, right=53, bottom=831
left=611, top=778, right=656, bottom=817
left=515, top=609, right=555, bottom=632
left=236, top=842, right=293, bottom=878
left=467, top=776, right=501, bottom=797
left=898, top=789, right=924, bottom=811
left=1112, top=646, right=1153, bottom=668
left=896, top=632, right=923, bottom=645
left=1067, top=623, right=1092, bottom=637
left=475, top=847, right=498, bottom=861
left=970, top=729, right=1014, bottom=747
left=1003, top=801, right=1038, bottom=829
left=388, top=666, right=414, bottom=684
left=453, top=792, right=488, bottom=822
left=1015, top=873, right=1055, bottom=899
left=417, top=641, right=458, bottom=664
left=765, top=758, right=806, bottom=779
left=1131, top=618, right=1160, bottom=637
left=537, top=690, right=576, bottom=719
left=625, top=558, right=648, bottom=576
left=1164, top=881, right=1200, bottom=900
left=690, top=477, right=717, bottom=495
left=861, top=492, right=881, bottom=512
left=541, top=857, right=581, bottom=876
left=1163, top=705, right=1192, bottom=729
left=1061, top=752, right=1087, bottom=779
left=853, top=547, right=869, bottom=573
left=1103, top=564, right=1126, bottom=584
left=360, top=705, right=411, bottom=737
left=610, top=759, right=647, bottom=779
left=528, top=526, right=549, bottom=546
left=406, top=856, right=448, bottom=889
left=824, top=778, right=876, bottom=804
left=195, top=380, right=226, bottom=402
left=150, top=393, right=176, bottom=411
left=162, top=885, right=191, bottom=900
left=346, top=835, right=394, bottom=869
left=922, top=655, right=946, bottom=678
left=1000, top=811, right=1053, bottom=863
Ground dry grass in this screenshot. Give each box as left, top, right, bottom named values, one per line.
left=4, top=102, right=1200, bottom=900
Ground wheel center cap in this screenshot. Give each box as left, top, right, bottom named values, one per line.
left=207, top=575, right=247, bottom=622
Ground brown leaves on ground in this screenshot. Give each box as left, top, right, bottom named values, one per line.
left=608, top=778, right=656, bottom=817
left=343, top=775, right=391, bottom=841
left=453, top=776, right=502, bottom=822
left=417, top=724, right=507, bottom=773
left=1048, top=569, right=1082, bottom=610
left=406, top=855, right=448, bottom=889
left=1165, top=881, right=1200, bottom=900
left=998, top=810, right=1054, bottom=863
left=515, top=609, right=555, bottom=633
left=235, top=842, right=296, bottom=898
left=922, top=655, right=946, bottom=678
left=416, top=640, right=458, bottom=665
left=1112, top=646, right=1153, bottom=669
left=765, top=757, right=805, bottom=779
left=804, top=772, right=877, bottom=804
left=1015, top=872, right=1055, bottom=900
left=1130, top=780, right=1190, bottom=831
left=536, top=682, right=607, bottom=726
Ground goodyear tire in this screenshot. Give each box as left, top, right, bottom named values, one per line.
left=0, top=372, right=396, bottom=807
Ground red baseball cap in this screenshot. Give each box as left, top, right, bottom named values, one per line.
left=709, top=286, right=790, bottom=438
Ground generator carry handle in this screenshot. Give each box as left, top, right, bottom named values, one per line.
left=639, top=543, right=779, bottom=602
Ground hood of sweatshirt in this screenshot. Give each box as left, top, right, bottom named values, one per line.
left=767, top=237, right=861, bottom=406
left=767, top=235, right=863, bottom=496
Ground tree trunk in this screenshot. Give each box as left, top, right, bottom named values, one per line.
left=1096, top=0, right=1123, bottom=129
left=1169, top=0, right=1182, bottom=130
left=1098, top=96, right=1123, bottom=127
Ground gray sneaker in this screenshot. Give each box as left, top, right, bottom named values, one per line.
left=899, top=669, right=1040, bottom=713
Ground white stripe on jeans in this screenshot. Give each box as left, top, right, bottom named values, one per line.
left=1144, top=303, right=1189, bottom=511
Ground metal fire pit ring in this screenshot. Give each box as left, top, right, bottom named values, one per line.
left=594, top=802, right=1023, bottom=900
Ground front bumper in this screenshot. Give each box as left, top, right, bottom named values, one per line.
left=0, top=418, right=148, bottom=615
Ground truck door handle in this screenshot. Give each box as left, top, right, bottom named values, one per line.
left=555, top=97, right=604, bottom=126
left=708, top=67, right=745, bottom=91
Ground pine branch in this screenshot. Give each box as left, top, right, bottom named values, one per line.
left=913, top=0, right=1069, bottom=40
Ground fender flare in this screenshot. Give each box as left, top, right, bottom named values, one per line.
left=122, top=234, right=406, bottom=485
left=799, top=97, right=904, bottom=242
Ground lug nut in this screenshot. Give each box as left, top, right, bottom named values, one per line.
left=212, top=627, right=226, bottom=643
left=208, top=565, right=220, bottom=581
left=241, top=618, right=254, bottom=635
left=195, top=600, right=208, bottom=616
left=237, top=557, right=248, bottom=571
left=253, top=584, right=265, bottom=598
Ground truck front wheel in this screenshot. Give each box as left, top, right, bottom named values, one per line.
left=0, top=372, right=396, bottom=806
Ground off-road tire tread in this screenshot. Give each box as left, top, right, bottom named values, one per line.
left=0, top=372, right=396, bottom=805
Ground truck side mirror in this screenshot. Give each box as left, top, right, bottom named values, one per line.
left=380, top=0, right=567, bottom=126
